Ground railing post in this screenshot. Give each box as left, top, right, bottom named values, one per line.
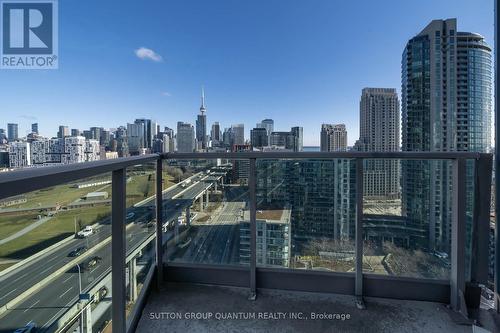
left=495, top=0, right=500, bottom=313
left=156, top=158, right=164, bottom=290
left=451, top=158, right=467, bottom=316
left=355, top=158, right=365, bottom=309
left=112, top=168, right=126, bottom=333
left=249, top=158, right=257, bottom=300
left=471, top=155, right=492, bottom=285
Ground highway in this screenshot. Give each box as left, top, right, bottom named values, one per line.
left=176, top=186, right=248, bottom=265
left=0, top=172, right=210, bottom=309
left=0, top=172, right=221, bottom=333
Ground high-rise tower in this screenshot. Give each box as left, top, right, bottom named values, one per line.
left=320, top=124, right=347, bottom=152
left=358, top=88, right=400, bottom=199
left=402, top=19, right=492, bottom=251
left=196, top=87, right=207, bottom=150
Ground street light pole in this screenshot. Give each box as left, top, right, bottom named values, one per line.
left=76, top=263, right=82, bottom=294
left=76, top=263, right=83, bottom=333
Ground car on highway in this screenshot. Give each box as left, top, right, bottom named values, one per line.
left=68, top=246, right=88, bottom=257
left=145, top=221, right=156, bottom=229
left=97, top=286, right=108, bottom=302
left=77, top=226, right=94, bottom=238
left=126, top=212, right=135, bottom=220
left=180, top=179, right=192, bottom=188
left=83, top=256, right=102, bottom=270
left=14, top=321, right=37, bottom=333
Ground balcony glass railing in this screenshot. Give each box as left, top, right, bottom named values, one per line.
left=0, top=151, right=493, bottom=333
left=124, top=163, right=157, bottom=330
left=255, top=158, right=358, bottom=272
left=165, top=158, right=250, bottom=267
left=0, top=172, right=113, bottom=333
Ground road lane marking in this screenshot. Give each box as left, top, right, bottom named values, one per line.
left=46, top=255, right=60, bottom=263
left=39, top=263, right=56, bottom=275
left=23, top=299, right=40, bottom=313
left=63, top=275, right=73, bottom=283
left=0, top=288, right=17, bottom=300
left=13, top=272, right=28, bottom=282
left=59, top=286, right=73, bottom=298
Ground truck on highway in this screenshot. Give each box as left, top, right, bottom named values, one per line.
left=77, top=226, right=94, bottom=238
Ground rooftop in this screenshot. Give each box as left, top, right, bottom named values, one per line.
left=363, top=199, right=401, bottom=216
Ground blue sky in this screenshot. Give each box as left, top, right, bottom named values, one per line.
left=0, top=0, right=494, bottom=146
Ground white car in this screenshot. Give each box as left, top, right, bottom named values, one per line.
left=77, top=226, right=93, bottom=238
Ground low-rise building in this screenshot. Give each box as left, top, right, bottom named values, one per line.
left=240, top=208, right=292, bottom=267
left=9, top=142, right=31, bottom=168
left=9, top=136, right=100, bottom=169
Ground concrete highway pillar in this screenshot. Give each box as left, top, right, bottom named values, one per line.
left=186, top=207, right=191, bottom=227
left=81, top=303, right=92, bottom=333
left=214, top=182, right=218, bottom=192
left=199, top=195, right=204, bottom=211
left=205, top=189, right=209, bottom=206
left=128, top=257, right=138, bottom=302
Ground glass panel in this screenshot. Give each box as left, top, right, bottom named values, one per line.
left=362, top=159, right=452, bottom=279
left=255, top=159, right=357, bottom=272
left=125, top=163, right=156, bottom=327
left=0, top=173, right=112, bottom=333
left=166, top=158, right=249, bottom=266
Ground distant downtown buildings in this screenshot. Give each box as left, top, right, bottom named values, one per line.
left=7, top=123, right=18, bottom=141
left=320, top=124, right=347, bottom=152
left=176, top=121, right=195, bottom=153
left=1, top=87, right=305, bottom=169
left=250, top=119, right=302, bottom=152
left=211, top=122, right=221, bottom=146
left=31, top=123, right=38, bottom=135
left=356, top=88, right=400, bottom=199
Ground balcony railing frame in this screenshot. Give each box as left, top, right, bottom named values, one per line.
left=0, top=151, right=493, bottom=332
left=494, top=0, right=500, bottom=313
left=163, top=151, right=491, bottom=317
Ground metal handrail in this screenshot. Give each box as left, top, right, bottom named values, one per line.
left=0, top=151, right=489, bottom=201
left=162, top=151, right=486, bottom=160
left=0, top=154, right=159, bottom=200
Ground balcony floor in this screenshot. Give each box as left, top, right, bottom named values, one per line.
left=135, top=282, right=499, bottom=333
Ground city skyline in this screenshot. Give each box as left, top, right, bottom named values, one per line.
left=0, top=0, right=493, bottom=146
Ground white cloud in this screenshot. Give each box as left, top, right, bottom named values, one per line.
left=161, top=91, right=171, bottom=97
left=134, top=47, right=163, bottom=62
